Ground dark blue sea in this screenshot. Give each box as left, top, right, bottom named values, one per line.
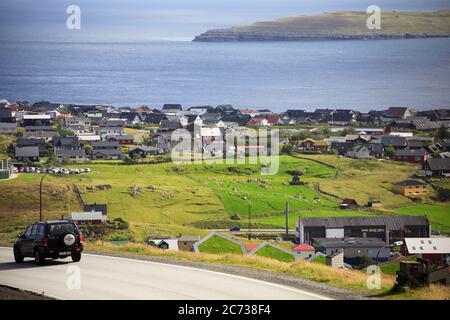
left=1, top=38, right=450, bottom=112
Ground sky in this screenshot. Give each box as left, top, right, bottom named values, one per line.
left=1, top=0, right=450, bottom=41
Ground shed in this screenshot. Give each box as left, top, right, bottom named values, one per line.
left=326, top=250, right=344, bottom=269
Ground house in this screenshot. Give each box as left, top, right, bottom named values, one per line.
left=381, top=135, right=407, bottom=149
left=346, top=145, right=370, bottom=159
left=71, top=211, right=106, bottom=225
left=16, top=139, right=47, bottom=155
left=99, top=118, right=126, bottom=128
left=394, top=149, right=429, bottom=164
left=330, top=141, right=354, bottom=155
left=105, top=134, right=134, bottom=145
left=0, top=122, right=17, bottom=134
left=368, top=143, right=384, bottom=158
left=0, top=108, right=15, bottom=122
left=162, top=104, right=182, bottom=115
left=55, top=149, right=87, bottom=162
left=24, top=126, right=55, bottom=133
left=421, top=158, right=450, bottom=177
left=22, top=132, right=57, bottom=142
left=314, top=238, right=390, bottom=265
left=53, top=136, right=80, bottom=150
left=393, top=180, right=427, bottom=197
left=129, top=145, right=162, bottom=158
left=188, top=106, right=213, bottom=115
left=297, top=138, right=328, bottom=153
left=326, top=250, right=344, bottom=268
left=355, top=127, right=385, bottom=135
left=340, top=198, right=358, bottom=209
left=91, top=141, right=123, bottom=160
left=144, top=113, right=166, bottom=125
left=15, top=146, right=40, bottom=162
left=96, top=126, right=124, bottom=138
left=22, top=113, right=52, bottom=126
left=403, top=238, right=450, bottom=266
left=292, top=244, right=316, bottom=260
left=328, top=110, right=356, bottom=126
left=180, top=115, right=203, bottom=127
left=177, top=235, right=200, bottom=252
left=296, top=215, right=430, bottom=245
left=120, top=112, right=143, bottom=125
left=83, top=203, right=107, bottom=216
left=382, top=107, right=413, bottom=121
left=64, top=116, right=91, bottom=127
left=0, top=158, right=14, bottom=180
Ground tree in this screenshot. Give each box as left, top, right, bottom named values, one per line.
left=437, top=125, right=450, bottom=140
left=385, top=145, right=395, bottom=158
left=281, top=144, right=293, bottom=155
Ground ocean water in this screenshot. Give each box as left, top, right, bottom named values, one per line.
left=0, top=38, right=450, bottom=112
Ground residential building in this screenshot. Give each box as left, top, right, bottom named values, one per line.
left=297, top=138, right=328, bottom=153
left=162, top=104, right=183, bottom=115
left=22, top=132, right=57, bottom=142
left=15, top=146, right=40, bottom=162
left=381, top=135, right=407, bottom=149
left=0, top=122, right=17, bottom=134
left=393, top=180, right=427, bottom=196
left=91, top=141, right=123, bottom=160
left=403, top=238, right=450, bottom=266
left=83, top=203, right=107, bottom=216
left=105, top=134, right=134, bottom=145
left=24, top=126, right=55, bottom=133
left=326, top=250, right=344, bottom=268
left=421, top=158, right=450, bottom=177
left=394, top=149, right=429, bottom=164
left=340, top=198, right=358, bottom=209
left=382, top=107, right=413, bottom=121
left=296, top=215, right=430, bottom=245
left=346, top=145, right=370, bottom=159
left=53, top=136, right=80, bottom=150
left=55, top=149, right=87, bottom=162
left=129, top=145, right=162, bottom=158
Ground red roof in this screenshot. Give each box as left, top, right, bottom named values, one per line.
left=292, top=244, right=315, bottom=251
left=245, top=243, right=258, bottom=251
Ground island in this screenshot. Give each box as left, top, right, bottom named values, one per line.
left=193, top=10, right=450, bottom=42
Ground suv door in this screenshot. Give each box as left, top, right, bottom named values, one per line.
left=21, top=224, right=35, bottom=256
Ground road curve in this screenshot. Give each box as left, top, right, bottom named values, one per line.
left=0, top=248, right=330, bottom=300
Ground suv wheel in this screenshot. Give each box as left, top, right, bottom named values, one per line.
left=71, top=252, right=81, bottom=262
left=34, top=249, right=45, bottom=266
left=14, top=247, right=24, bottom=263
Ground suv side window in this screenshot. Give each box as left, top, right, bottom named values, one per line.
left=30, top=225, right=38, bottom=238
left=34, top=224, right=46, bottom=239
left=24, top=225, right=33, bottom=237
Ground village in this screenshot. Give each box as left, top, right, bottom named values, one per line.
left=0, top=99, right=449, bottom=291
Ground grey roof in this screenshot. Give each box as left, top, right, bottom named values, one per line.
left=0, top=122, right=17, bottom=129
left=106, top=134, right=133, bottom=140
left=17, top=139, right=46, bottom=147
left=15, top=146, right=39, bottom=157
left=91, top=141, right=119, bottom=148
left=92, top=149, right=122, bottom=156
left=394, top=179, right=427, bottom=187
left=160, top=119, right=181, bottom=130
left=25, top=126, right=55, bottom=131
left=23, top=132, right=57, bottom=139
left=381, top=136, right=407, bottom=147
left=55, top=149, right=86, bottom=157
left=394, top=149, right=427, bottom=156
left=425, top=158, right=450, bottom=171
left=129, top=146, right=158, bottom=152
left=162, top=104, right=182, bottom=110
left=299, top=215, right=429, bottom=229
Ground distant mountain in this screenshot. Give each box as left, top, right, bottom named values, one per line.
left=193, top=10, right=450, bottom=42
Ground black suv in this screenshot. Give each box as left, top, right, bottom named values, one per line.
left=14, top=220, right=84, bottom=265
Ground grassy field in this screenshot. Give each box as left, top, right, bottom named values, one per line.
left=253, top=244, right=295, bottom=263
left=197, top=235, right=243, bottom=254
left=1, top=154, right=449, bottom=245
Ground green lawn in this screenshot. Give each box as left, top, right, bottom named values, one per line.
left=395, top=204, right=450, bottom=232
left=254, top=244, right=295, bottom=262
left=197, top=235, right=243, bottom=254
left=380, top=256, right=418, bottom=276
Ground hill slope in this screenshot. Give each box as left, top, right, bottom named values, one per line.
left=193, top=10, right=450, bottom=42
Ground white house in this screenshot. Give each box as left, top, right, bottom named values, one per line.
left=71, top=211, right=106, bottom=225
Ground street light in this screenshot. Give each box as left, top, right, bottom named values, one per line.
left=376, top=240, right=403, bottom=265
left=39, top=173, right=47, bottom=221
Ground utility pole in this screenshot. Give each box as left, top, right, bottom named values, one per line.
left=39, top=173, right=47, bottom=221
left=285, top=201, right=289, bottom=240
left=248, top=201, right=252, bottom=241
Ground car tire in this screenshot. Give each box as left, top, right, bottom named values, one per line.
left=71, top=252, right=81, bottom=262
left=34, top=249, right=45, bottom=266
left=14, top=246, right=24, bottom=263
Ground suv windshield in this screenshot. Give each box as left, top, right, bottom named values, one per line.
left=48, top=223, right=76, bottom=236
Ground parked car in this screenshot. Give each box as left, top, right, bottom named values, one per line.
left=229, top=226, right=241, bottom=232
left=14, top=220, right=84, bottom=265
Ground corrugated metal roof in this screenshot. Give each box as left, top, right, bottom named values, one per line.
left=405, top=238, right=450, bottom=254
left=300, top=215, right=429, bottom=229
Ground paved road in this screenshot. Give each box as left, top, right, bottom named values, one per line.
left=0, top=248, right=329, bottom=300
